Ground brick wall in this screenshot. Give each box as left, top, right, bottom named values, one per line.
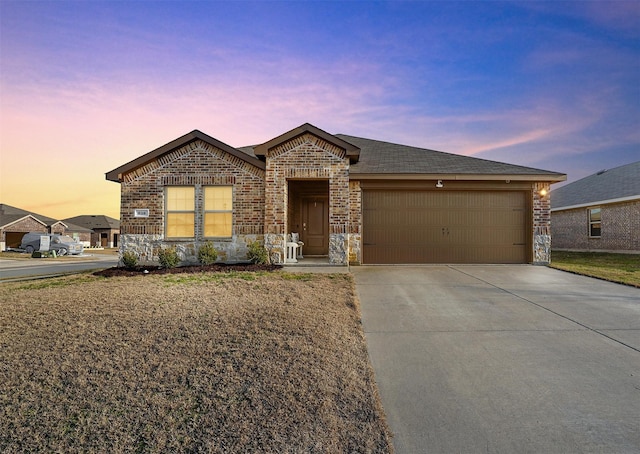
left=3, top=217, right=47, bottom=234
left=533, top=182, right=552, bottom=264
left=264, top=133, right=350, bottom=264
left=0, top=217, right=48, bottom=250
left=73, top=232, right=92, bottom=245
left=552, top=200, right=640, bottom=252
left=118, top=139, right=265, bottom=263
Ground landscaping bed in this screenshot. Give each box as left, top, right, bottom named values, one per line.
left=94, top=263, right=281, bottom=277
left=0, top=272, right=393, bottom=453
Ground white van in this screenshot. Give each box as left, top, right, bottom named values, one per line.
left=20, top=233, right=84, bottom=255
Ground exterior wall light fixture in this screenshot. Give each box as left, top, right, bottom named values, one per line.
left=436, top=180, right=444, bottom=188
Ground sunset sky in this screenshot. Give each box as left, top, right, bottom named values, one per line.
left=1, top=1, right=638, bottom=220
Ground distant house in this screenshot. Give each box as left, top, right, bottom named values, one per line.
left=0, top=204, right=113, bottom=250
left=62, top=215, right=120, bottom=248
left=106, top=123, right=566, bottom=265
left=551, top=161, right=640, bottom=253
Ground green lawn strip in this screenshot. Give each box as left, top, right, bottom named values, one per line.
left=550, top=251, right=640, bottom=287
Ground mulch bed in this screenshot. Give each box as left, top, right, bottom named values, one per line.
left=94, top=263, right=282, bottom=277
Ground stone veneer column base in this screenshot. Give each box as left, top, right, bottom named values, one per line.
left=264, top=233, right=285, bottom=265
left=329, top=233, right=348, bottom=265
left=533, top=227, right=551, bottom=265
left=347, top=233, right=361, bottom=265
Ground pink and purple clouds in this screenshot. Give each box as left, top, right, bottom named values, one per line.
left=1, top=1, right=638, bottom=219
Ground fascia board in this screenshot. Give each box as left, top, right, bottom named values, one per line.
left=350, top=173, right=566, bottom=182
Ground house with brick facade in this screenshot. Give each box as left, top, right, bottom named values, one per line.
left=0, top=204, right=93, bottom=250
left=106, top=123, right=566, bottom=265
left=551, top=161, right=640, bottom=253
left=62, top=215, right=120, bottom=248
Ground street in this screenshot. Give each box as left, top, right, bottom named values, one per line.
left=0, top=253, right=118, bottom=281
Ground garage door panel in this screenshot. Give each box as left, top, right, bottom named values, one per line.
left=363, top=190, right=528, bottom=264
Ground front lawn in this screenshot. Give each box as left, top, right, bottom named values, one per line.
left=550, top=251, right=640, bottom=287
left=0, top=272, right=393, bottom=453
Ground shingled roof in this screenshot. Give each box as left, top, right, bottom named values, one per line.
left=551, top=161, right=640, bottom=210
left=108, top=126, right=565, bottom=184
left=337, top=134, right=565, bottom=180
left=0, top=203, right=93, bottom=232
left=0, top=203, right=60, bottom=229
left=62, top=215, right=120, bottom=230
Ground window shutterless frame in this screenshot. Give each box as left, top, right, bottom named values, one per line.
left=165, top=186, right=195, bottom=238
left=203, top=186, right=233, bottom=238
left=588, top=207, right=601, bottom=238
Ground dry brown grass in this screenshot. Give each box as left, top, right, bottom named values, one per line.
left=0, top=272, right=392, bottom=453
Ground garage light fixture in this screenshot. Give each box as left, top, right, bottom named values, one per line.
left=436, top=180, right=444, bottom=188
left=539, top=188, right=548, bottom=197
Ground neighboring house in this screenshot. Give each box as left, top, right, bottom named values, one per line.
left=63, top=215, right=120, bottom=248
left=106, top=123, right=566, bottom=265
left=0, top=203, right=95, bottom=250
left=60, top=222, right=94, bottom=245
left=551, top=161, right=640, bottom=253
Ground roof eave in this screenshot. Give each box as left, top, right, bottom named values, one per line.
left=552, top=194, right=640, bottom=211
left=350, top=173, right=567, bottom=182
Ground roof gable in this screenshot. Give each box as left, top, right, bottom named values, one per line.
left=106, top=130, right=265, bottom=182
left=253, top=123, right=360, bottom=163
left=551, top=161, right=640, bottom=209
left=0, top=213, right=48, bottom=230
left=0, top=203, right=60, bottom=227
left=339, top=135, right=566, bottom=181
left=105, top=125, right=566, bottom=185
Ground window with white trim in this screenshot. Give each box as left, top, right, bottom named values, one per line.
left=588, top=207, right=601, bottom=238
left=204, top=186, right=233, bottom=238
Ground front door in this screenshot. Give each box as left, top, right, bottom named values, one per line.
left=301, top=196, right=328, bottom=255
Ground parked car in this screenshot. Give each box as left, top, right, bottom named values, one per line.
left=20, top=232, right=84, bottom=255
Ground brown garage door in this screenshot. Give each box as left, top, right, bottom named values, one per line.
left=5, top=232, right=27, bottom=249
left=362, top=190, right=529, bottom=264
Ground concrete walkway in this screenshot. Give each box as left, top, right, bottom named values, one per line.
left=352, top=265, right=640, bottom=454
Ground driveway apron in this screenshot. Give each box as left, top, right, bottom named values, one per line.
left=352, top=265, right=640, bottom=454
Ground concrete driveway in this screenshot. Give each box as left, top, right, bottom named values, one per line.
left=352, top=265, right=640, bottom=454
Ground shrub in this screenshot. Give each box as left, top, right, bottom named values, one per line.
left=121, top=250, right=138, bottom=269
left=247, top=240, right=269, bottom=264
left=197, top=241, right=218, bottom=265
left=158, top=247, right=180, bottom=268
